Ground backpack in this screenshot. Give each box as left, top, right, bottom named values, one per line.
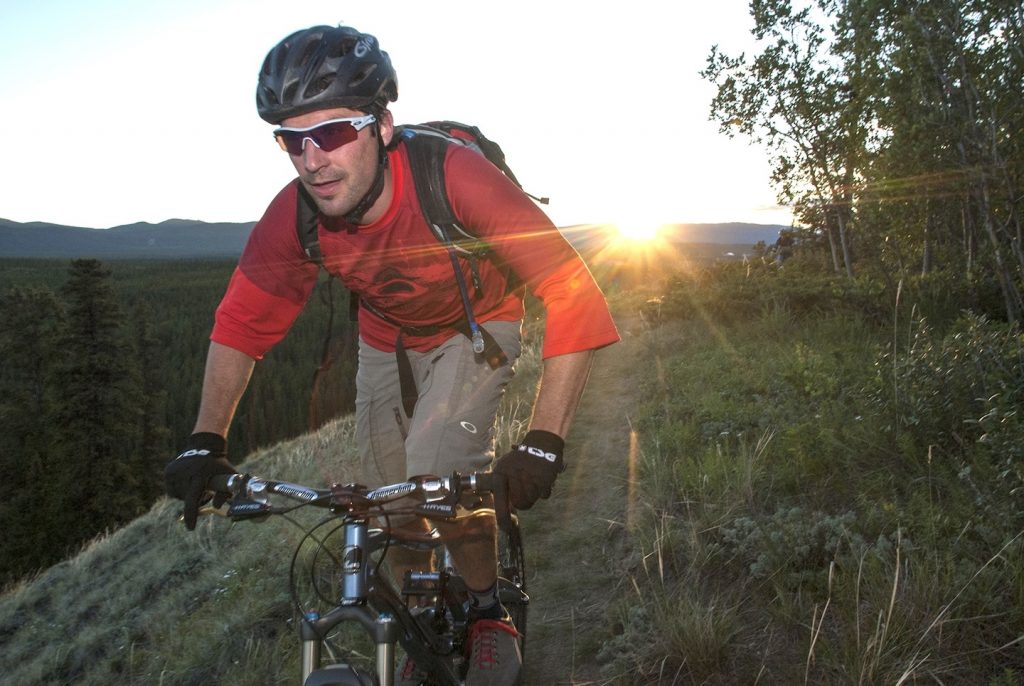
left=296, top=121, right=547, bottom=418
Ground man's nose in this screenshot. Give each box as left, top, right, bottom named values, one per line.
left=301, top=139, right=329, bottom=171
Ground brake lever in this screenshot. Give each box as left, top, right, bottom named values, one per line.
left=198, top=503, right=231, bottom=518
left=492, top=475, right=514, bottom=534
left=414, top=501, right=458, bottom=519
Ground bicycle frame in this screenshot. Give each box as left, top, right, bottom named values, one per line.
left=209, top=472, right=523, bottom=686
left=298, top=515, right=467, bottom=686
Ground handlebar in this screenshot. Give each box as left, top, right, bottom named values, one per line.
left=206, top=471, right=512, bottom=530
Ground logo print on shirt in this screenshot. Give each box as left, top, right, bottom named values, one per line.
left=374, top=267, right=418, bottom=296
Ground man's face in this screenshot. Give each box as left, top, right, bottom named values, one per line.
left=278, top=107, right=394, bottom=219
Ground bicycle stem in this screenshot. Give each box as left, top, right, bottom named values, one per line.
left=342, top=519, right=369, bottom=604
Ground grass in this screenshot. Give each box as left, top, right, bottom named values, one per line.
left=602, top=266, right=1024, bottom=685
left=3, top=263, right=1024, bottom=684
left=0, top=334, right=543, bottom=686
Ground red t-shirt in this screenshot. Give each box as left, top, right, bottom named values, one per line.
left=212, top=143, right=619, bottom=360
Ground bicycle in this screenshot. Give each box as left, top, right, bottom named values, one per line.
left=206, top=471, right=528, bottom=686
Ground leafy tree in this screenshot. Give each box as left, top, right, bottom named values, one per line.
left=862, top=0, right=1024, bottom=319
left=703, top=0, right=1024, bottom=320
left=702, top=0, right=867, bottom=278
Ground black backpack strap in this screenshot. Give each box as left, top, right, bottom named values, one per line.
left=401, top=130, right=494, bottom=346
left=295, top=182, right=323, bottom=266
left=399, top=130, right=462, bottom=241
left=395, top=321, right=508, bottom=418
left=391, top=129, right=510, bottom=416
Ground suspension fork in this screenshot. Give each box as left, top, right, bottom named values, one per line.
left=299, top=518, right=402, bottom=684
left=300, top=610, right=399, bottom=684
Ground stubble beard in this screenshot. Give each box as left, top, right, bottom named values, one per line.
left=303, top=173, right=367, bottom=219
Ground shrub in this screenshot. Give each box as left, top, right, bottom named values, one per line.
left=658, top=259, right=888, bottom=325
left=868, top=313, right=1024, bottom=534
left=714, top=508, right=903, bottom=593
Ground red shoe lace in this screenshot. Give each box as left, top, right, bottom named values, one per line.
left=467, top=619, right=519, bottom=670
left=400, top=657, right=418, bottom=679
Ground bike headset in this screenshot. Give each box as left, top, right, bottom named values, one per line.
left=256, top=25, right=399, bottom=224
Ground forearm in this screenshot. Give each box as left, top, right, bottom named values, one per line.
left=528, top=349, right=596, bottom=439
left=192, top=341, right=256, bottom=437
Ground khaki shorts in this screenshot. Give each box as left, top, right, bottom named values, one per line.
left=355, top=320, right=522, bottom=486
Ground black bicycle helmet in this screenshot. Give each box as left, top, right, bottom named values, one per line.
left=256, top=25, right=398, bottom=124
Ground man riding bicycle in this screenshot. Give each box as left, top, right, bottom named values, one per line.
left=165, top=24, right=619, bottom=685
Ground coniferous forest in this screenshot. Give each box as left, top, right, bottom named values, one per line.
left=1, top=2, right=1023, bottom=682
left=0, top=258, right=358, bottom=584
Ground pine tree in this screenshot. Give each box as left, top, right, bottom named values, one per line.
left=50, top=259, right=146, bottom=552
left=130, top=300, right=170, bottom=502
left=0, top=286, right=65, bottom=583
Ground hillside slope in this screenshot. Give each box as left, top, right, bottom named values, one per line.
left=0, top=307, right=644, bottom=684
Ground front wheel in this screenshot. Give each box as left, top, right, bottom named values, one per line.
left=497, top=513, right=528, bottom=657
left=303, top=664, right=375, bottom=686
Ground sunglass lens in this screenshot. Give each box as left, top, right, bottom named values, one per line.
left=276, top=134, right=300, bottom=155
left=315, top=121, right=359, bottom=151
left=276, top=121, right=360, bottom=155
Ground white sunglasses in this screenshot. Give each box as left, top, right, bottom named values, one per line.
left=273, top=114, right=377, bottom=155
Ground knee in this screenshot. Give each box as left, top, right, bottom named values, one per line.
left=438, top=510, right=497, bottom=546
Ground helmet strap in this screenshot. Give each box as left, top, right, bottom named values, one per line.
left=343, top=125, right=390, bottom=228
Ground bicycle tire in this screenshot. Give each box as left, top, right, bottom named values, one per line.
left=303, top=663, right=375, bottom=686
left=497, top=513, right=529, bottom=657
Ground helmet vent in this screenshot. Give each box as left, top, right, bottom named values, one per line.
left=329, top=36, right=354, bottom=59
left=298, top=40, right=321, bottom=68
left=350, top=64, right=376, bottom=88
left=282, top=82, right=299, bottom=103
left=260, top=86, right=280, bottom=107
left=309, top=75, right=333, bottom=98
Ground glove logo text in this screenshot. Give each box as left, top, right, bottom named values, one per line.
left=520, top=445, right=558, bottom=463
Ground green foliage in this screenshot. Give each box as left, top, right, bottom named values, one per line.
left=704, top=0, right=1024, bottom=320
left=614, top=266, right=1024, bottom=682
left=51, top=260, right=148, bottom=537
left=658, top=257, right=888, bottom=325
left=0, top=258, right=360, bottom=584
left=130, top=300, right=171, bottom=501
left=869, top=312, right=1024, bottom=537
left=0, top=328, right=544, bottom=685
left=0, top=261, right=155, bottom=582
left=0, top=286, right=65, bottom=580
left=718, top=509, right=863, bottom=586
left=896, top=269, right=1008, bottom=327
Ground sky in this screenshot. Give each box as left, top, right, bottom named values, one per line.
left=0, top=0, right=792, bottom=232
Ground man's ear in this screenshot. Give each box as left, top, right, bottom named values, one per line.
left=379, top=109, right=395, bottom=146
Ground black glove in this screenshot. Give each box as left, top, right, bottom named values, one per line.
left=493, top=430, right=565, bottom=510
left=164, top=432, right=236, bottom=530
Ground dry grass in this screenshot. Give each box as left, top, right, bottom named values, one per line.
left=606, top=301, right=1024, bottom=685
left=0, top=327, right=552, bottom=686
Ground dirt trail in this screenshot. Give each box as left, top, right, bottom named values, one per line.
left=521, top=316, right=646, bottom=685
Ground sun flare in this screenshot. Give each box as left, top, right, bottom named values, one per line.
left=613, top=221, right=664, bottom=243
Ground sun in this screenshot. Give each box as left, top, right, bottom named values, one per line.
left=613, top=221, right=665, bottom=243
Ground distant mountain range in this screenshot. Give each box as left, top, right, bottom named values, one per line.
left=0, top=218, right=788, bottom=259
left=565, top=222, right=787, bottom=255
left=0, top=219, right=255, bottom=259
